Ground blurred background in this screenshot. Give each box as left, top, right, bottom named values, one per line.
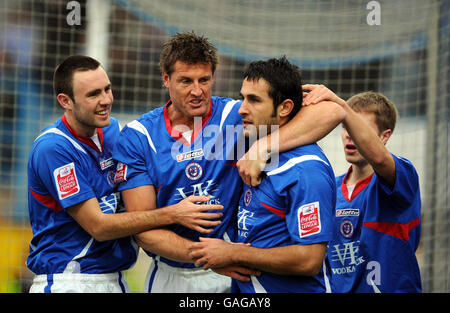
left=0, top=0, right=448, bottom=292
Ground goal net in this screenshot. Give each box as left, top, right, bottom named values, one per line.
left=0, top=0, right=447, bottom=292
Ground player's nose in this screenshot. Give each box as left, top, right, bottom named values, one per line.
left=238, top=100, right=249, bottom=116
left=100, top=91, right=113, bottom=106
left=190, top=82, right=202, bottom=97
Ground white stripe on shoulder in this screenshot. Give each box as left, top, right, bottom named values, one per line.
left=34, top=128, right=87, bottom=154
left=266, top=154, right=329, bottom=176
left=219, top=99, right=240, bottom=129
left=127, top=120, right=157, bottom=153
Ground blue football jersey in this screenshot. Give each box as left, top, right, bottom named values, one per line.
left=113, top=97, right=245, bottom=268
left=234, top=144, right=336, bottom=293
left=327, top=154, right=422, bottom=292
left=27, top=116, right=138, bottom=275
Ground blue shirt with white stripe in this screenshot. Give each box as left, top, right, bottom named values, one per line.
left=233, top=143, right=336, bottom=293
left=27, top=117, right=138, bottom=275
left=113, top=97, right=245, bottom=269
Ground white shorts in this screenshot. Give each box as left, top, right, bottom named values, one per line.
left=145, top=258, right=231, bottom=293
left=29, top=272, right=130, bottom=293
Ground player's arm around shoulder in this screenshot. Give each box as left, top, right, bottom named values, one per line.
left=66, top=185, right=223, bottom=243
left=66, top=187, right=160, bottom=242
left=237, top=89, right=346, bottom=187
left=277, top=94, right=346, bottom=151
left=303, top=84, right=396, bottom=187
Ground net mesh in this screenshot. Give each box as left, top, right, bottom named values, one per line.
left=0, top=0, right=447, bottom=292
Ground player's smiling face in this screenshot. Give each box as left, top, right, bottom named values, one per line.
left=238, top=77, right=278, bottom=138
left=163, top=61, right=214, bottom=128
left=66, top=67, right=113, bottom=137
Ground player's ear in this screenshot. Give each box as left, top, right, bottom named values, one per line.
left=162, top=72, right=170, bottom=88
left=57, top=93, right=73, bottom=110
left=277, top=99, right=294, bottom=119
left=380, top=128, right=392, bottom=145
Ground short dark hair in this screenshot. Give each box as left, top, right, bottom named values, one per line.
left=243, top=56, right=302, bottom=120
left=159, top=32, right=218, bottom=76
left=53, top=55, right=101, bottom=101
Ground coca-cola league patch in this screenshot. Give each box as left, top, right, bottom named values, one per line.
left=53, top=162, right=80, bottom=200
left=298, top=201, right=321, bottom=238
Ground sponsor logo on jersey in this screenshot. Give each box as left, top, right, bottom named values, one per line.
left=114, top=162, right=127, bottom=183
left=175, top=180, right=221, bottom=206
left=99, top=192, right=121, bottom=214
left=336, top=209, right=360, bottom=217
left=100, top=157, right=115, bottom=170
left=185, top=162, right=203, bottom=180
left=298, top=201, right=321, bottom=238
left=238, top=207, right=256, bottom=238
left=176, top=149, right=204, bottom=162
left=53, top=162, right=80, bottom=200
left=330, top=240, right=366, bottom=274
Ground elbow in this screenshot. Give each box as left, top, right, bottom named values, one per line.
left=369, top=150, right=393, bottom=170
left=86, top=217, right=114, bottom=242
left=313, top=100, right=346, bottom=130
left=89, top=225, right=111, bottom=242
left=134, top=234, right=148, bottom=248
left=134, top=231, right=159, bottom=251
left=304, top=261, right=323, bottom=276
left=371, top=155, right=387, bottom=168
left=289, top=243, right=327, bottom=276
left=330, top=101, right=347, bottom=124
left=293, top=259, right=323, bottom=276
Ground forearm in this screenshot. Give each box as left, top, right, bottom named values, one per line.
left=266, top=100, right=346, bottom=154
left=67, top=197, right=177, bottom=242
left=342, top=105, right=384, bottom=160
left=231, top=244, right=326, bottom=276
left=93, top=207, right=176, bottom=241
left=135, top=228, right=194, bottom=263
left=341, top=102, right=395, bottom=182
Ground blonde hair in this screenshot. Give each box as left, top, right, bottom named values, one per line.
left=347, top=91, right=398, bottom=133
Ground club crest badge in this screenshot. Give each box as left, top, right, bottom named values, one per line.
left=185, top=162, right=203, bottom=181
left=340, top=219, right=354, bottom=238
left=244, top=189, right=252, bottom=206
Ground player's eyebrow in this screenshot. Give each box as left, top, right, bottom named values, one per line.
left=85, top=84, right=111, bottom=97
left=240, top=92, right=262, bottom=102
left=247, top=94, right=262, bottom=102
left=177, top=75, right=212, bottom=82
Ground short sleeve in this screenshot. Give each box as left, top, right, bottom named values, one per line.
left=377, top=154, right=420, bottom=210
left=112, top=123, right=155, bottom=191
left=31, top=137, right=95, bottom=209
left=281, top=163, right=335, bottom=245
